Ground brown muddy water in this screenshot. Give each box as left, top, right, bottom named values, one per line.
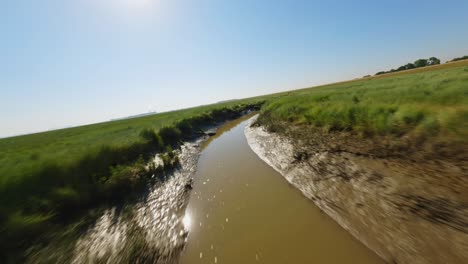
left=178, top=115, right=384, bottom=264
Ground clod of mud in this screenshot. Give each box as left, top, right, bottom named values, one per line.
left=204, top=129, right=217, bottom=136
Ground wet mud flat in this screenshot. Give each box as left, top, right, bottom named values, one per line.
left=246, top=116, right=468, bottom=264
left=179, top=115, right=382, bottom=264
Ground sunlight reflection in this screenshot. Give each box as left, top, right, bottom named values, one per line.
left=182, top=212, right=192, bottom=230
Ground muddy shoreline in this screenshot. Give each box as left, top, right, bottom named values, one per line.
left=179, top=114, right=383, bottom=263
left=245, top=116, right=468, bottom=264
left=26, top=114, right=257, bottom=264
left=27, top=138, right=204, bottom=264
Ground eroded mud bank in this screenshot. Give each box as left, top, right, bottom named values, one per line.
left=245, top=116, right=468, bottom=264
left=28, top=140, right=203, bottom=264
left=71, top=140, right=202, bottom=263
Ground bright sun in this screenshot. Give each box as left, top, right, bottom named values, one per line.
left=92, top=0, right=166, bottom=24
left=121, top=0, right=153, bottom=8
left=108, top=0, right=159, bottom=19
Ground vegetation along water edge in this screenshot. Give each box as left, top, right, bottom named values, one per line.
left=1, top=58, right=467, bottom=262
left=0, top=102, right=263, bottom=262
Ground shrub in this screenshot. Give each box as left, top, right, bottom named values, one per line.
left=176, top=119, right=194, bottom=135
left=139, top=128, right=156, bottom=142
left=105, top=162, right=143, bottom=198
left=139, top=128, right=163, bottom=149
left=158, top=127, right=182, bottom=146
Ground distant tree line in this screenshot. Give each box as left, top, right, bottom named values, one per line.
left=448, top=55, right=468, bottom=62
left=375, top=57, right=441, bottom=76
left=373, top=55, right=468, bottom=76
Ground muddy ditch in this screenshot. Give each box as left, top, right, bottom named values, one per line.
left=245, top=116, right=468, bottom=264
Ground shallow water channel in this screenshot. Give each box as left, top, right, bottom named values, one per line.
left=179, top=115, right=384, bottom=264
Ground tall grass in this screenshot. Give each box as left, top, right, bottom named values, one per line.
left=257, top=65, right=468, bottom=143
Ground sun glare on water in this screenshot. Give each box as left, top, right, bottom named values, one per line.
left=182, top=213, right=192, bottom=230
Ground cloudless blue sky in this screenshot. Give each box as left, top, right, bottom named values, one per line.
left=1, top=0, right=468, bottom=138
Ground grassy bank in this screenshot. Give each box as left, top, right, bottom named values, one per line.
left=0, top=101, right=262, bottom=261
left=256, top=63, right=468, bottom=149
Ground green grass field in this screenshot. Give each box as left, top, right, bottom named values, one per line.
left=1, top=59, right=467, bottom=260
left=0, top=101, right=258, bottom=187
left=258, top=61, right=468, bottom=143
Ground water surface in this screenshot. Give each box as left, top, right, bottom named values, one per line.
left=179, top=115, right=384, bottom=264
